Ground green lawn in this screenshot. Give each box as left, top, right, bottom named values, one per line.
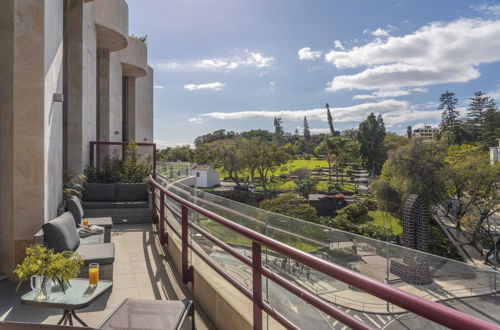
left=200, top=218, right=321, bottom=252
left=217, top=158, right=329, bottom=179
left=368, top=211, right=403, bottom=235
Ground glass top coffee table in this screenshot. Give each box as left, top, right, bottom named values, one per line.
left=20, top=278, right=112, bottom=326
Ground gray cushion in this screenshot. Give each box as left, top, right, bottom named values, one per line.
left=42, top=213, right=80, bottom=252
left=81, top=201, right=116, bottom=209
left=83, top=183, right=116, bottom=201
left=66, top=196, right=84, bottom=225
left=116, top=183, right=148, bottom=201
left=76, top=243, right=115, bottom=265
left=113, top=201, right=149, bottom=209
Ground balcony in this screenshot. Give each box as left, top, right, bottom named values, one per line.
left=118, top=37, right=148, bottom=78
left=1, top=168, right=500, bottom=329
left=94, top=0, right=129, bottom=52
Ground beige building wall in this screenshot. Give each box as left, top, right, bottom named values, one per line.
left=0, top=0, right=64, bottom=274
left=0, top=0, right=154, bottom=276
left=44, top=0, right=64, bottom=220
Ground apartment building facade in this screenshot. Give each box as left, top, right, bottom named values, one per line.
left=0, top=0, right=154, bottom=275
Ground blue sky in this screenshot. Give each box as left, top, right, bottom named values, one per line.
left=127, top=0, right=500, bottom=147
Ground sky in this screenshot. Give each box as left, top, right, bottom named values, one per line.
left=127, top=0, right=500, bottom=147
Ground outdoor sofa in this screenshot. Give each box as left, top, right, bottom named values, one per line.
left=65, top=196, right=113, bottom=243
left=36, top=212, right=115, bottom=281
left=81, top=183, right=152, bottom=224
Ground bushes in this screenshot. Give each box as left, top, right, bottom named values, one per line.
left=85, top=144, right=152, bottom=183
left=259, top=193, right=321, bottom=224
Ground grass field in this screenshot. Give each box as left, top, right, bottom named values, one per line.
left=368, top=211, right=402, bottom=235
left=200, top=218, right=321, bottom=252
left=217, top=158, right=329, bottom=179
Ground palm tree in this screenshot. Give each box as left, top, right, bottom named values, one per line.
left=315, top=138, right=336, bottom=186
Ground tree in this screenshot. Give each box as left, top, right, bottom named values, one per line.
left=315, top=138, right=335, bottom=186
left=294, top=128, right=300, bottom=136
left=273, top=117, right=284, bottom=145
left=481, top=99, right=500, bottom=147
left=439, top=91, right=461, bottom=144
left=121, top=143, right=153, bottom=183
left=326, top=103, right=335, bottom=136
left=371, top=141, right=447, bottom=214
left=357, top=113, right=386, bottom=177
left=467, top=161, right=500, bottom=242
left=254, top=139, right=291, bottom=193
left=260, top=193, right=320, bottom=223
left=211, top=140, right=245, bottom=186
left=303, top=116, right=311, bottom=140
left=383, top=133, right=407, bottom=154
left=330, top=137, right=357, bottom=184
left=466, top=91, right=489, bottom=140
left=406, top=126, right=412, bottom=139
left=296, top=176, right=315, bottom=200
left=443, top=144, right=483, bottom=228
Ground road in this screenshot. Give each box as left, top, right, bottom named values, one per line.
left=210, top=250, right=397, bottom=329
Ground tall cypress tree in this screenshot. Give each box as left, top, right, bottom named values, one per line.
left=357, top=113, right=386, bottom=177
left=326, top=103, right=335, bottom=136
left=303, top=116, right=311, bottom=140
left=466, top=91, right=489, bottom=141
left=439, top=91, right=461, bottom=144
left=273, top=117, right=284, bottom=145
left=481, top=98, right=500, bottom=147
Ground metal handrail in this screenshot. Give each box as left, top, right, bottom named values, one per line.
left=150, top=175, right=500, bottom=330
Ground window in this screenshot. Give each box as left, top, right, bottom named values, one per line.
left=196, top=172, right=200, bottom=177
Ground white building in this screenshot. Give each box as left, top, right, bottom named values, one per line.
left=490, top=140, right=500, bottom=165
left=190, top=165, right=221, bottom=188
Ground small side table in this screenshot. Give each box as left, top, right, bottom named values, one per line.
left=20, top=278, right=112, bottom=326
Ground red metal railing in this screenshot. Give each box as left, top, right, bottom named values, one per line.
left=149, top=175, right=500, bottom=330
left=89, top=141, right=157, bottom=177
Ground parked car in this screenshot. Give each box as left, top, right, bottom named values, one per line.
left=233, top=185, right=256, bottom=192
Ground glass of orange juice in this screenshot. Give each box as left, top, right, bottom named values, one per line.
left=89, top=263, right=99, bottom=287
left=82, top=218, right=89, bottom=226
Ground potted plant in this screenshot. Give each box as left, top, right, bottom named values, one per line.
left=14, top=245, right=83, bottom=300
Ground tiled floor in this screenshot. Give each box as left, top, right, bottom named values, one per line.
left=0, top=223, right=212, bottom=329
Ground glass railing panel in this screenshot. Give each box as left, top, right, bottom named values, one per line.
left=157, top=176, right=500, bottom=327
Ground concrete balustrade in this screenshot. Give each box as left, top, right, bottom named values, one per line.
left=118, top=37, right=148, bottom=77
left=94, top=0, right=129, bottom=51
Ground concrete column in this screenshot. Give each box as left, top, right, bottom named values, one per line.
left=0, top=0, right=63, bottom=275
left=63, top=0, right=97, bottom=173
left=97, top=51, right=123, bottom=143
left=133, top=66, right=154, bottom=143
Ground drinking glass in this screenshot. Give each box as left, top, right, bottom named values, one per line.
left=82, top=218, right=89, bottom=226
left=88, top=263, right=99, bottom=287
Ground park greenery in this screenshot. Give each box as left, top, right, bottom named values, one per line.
left=157, top=92, right=500, bottom=260
left=85, top=143, right=152, bottom=183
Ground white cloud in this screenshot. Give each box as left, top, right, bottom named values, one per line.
left=196, top=51, right=274, bottom=70
left=154, top=139, right=193, bottom=148
left=471, top=4, right=500, bottom=16
left=298, top=47, right=322, bottom=61
left=184, top=82, right=226, bottom=91
left=154, top=85, right=164, bottom=89
left=325, top=19, right=500, bottom=92
left=156, top=51, right=274, bottom=71
left=371, top=28, right=390, bottom=37
left=268, top=81, right=276, bottom=91
left=353, top=88, right=427, bottom=100
left=188, top=117, right=203, bottom=124
left=310, top=128, right=332, bottom=134
left=334, top=40, right=345, bottom=50
left=196, top=99, right=442, bottom=127
left=486, top=84, right=500, bottom=100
